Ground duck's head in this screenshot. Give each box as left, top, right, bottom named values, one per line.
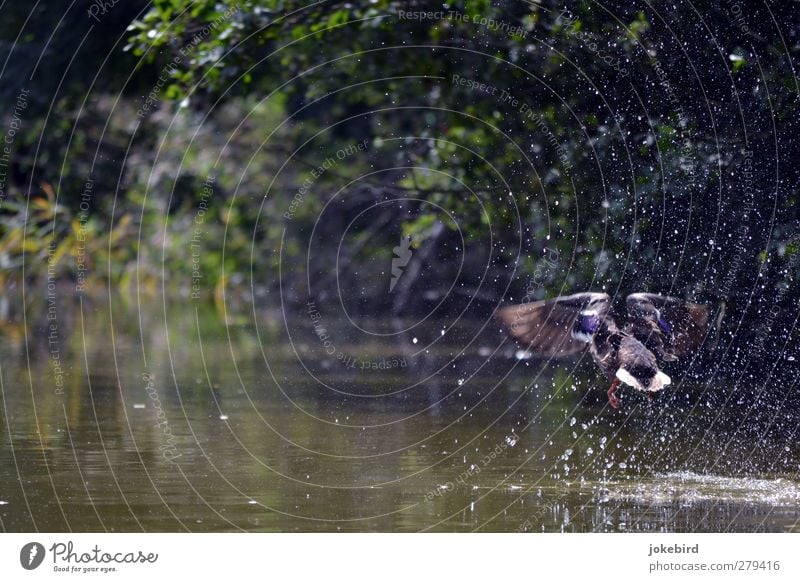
left=615, top=366, right=671, bottom=393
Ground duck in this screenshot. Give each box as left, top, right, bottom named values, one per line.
left=496, top=292, right=710, bottom=408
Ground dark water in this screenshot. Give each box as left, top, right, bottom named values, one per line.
left=1, top=293, right=798, bottom=532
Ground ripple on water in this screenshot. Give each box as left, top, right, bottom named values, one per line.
left=600, top=471, right=800, bottom=506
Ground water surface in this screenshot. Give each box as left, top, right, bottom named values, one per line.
left=1, top=293, right=798, bottom=532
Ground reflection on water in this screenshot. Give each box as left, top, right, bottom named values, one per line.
left=0, top=293, right=798, bottom=532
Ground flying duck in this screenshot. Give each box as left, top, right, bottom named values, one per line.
left=496, top=292, right=710, bottom=408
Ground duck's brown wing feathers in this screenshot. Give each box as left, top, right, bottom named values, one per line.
left=625, top=293, right=710, bottom=359
left=496, top=292, right=612, bottom=357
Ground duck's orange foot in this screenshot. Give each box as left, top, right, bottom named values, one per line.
left=607, top=378, right=621, bottom=409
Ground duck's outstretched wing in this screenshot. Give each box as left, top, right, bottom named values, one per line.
left=625, top=293, right=709, bottom=359
left=496, top=292, right=612, bottom=357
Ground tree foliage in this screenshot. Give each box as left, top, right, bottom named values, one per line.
left=1, top=1, right=798, bottom=352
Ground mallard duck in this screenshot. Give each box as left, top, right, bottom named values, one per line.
left=496, top=292, right=710, bottom=408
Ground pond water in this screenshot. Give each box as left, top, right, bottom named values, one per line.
left=1, top=293, right=798, bottom=532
